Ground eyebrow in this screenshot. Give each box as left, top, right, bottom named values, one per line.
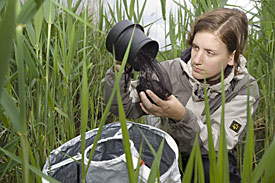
left=192, top=42, right=218, bottom=52
left=191, top=43, right=198, bottom=47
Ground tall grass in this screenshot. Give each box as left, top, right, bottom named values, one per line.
left=0, top=0, right=274, bottom=182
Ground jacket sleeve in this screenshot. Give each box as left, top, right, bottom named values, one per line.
left=160, top=109, right=201, bottom=155
left=103, top=67, right=145, bottom=119
left=157, top=59, right=202, bottom=154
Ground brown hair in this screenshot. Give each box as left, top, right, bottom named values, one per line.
left=187, top=8, right=248, bottom=68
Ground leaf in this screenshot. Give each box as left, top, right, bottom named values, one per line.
left=0, top=147, right=60, bottom=183
left=113, top=26, right=136, bottom=183
left=43, top=0, right=55, bottom=24
left=251, top=139, right=275, bottom=183
left=84, top=23, right=135, bottom=179
left=0, top=0, right=9, bottom=12
left=181, top=134, right=198, bottom=182
left=98, top=0, right=104, bottom=31
left=16, top=0, right=45, bottom=24
left=116, top=85, right=135, bottom=182
left=129, top=0, right=135, bottom=20
left=0, top=0, right=15, bottom=98
left=122, top=0, right=129, bottom=19
left=147, top=139, right=164, bottom=183
left=217, top=64, right=229, bottom=182
left=137, top=0, right=147, bottom=23
left=0, top=137, right=19, bottom=158
left=203, top=75, right=220, bottom=182
left=0, top=88, right=22, bottom=132
left=160, top=0, right=166, bottom=21
left=23, top=42, right=39, bottom=78
left=80, top=11, right=89, bottom=180
left=0, top=160, right=18, bottom=179
left=54, top=107, right=69, bottom=118
left=33, top=6, right=44, bottom=47
left=241, top=76, right=254, bottom=183
left=195, top=139, right=205, bottom=183
left=51, top=0, right=102, bottom=32
left=47, top=92, right=55, bottom=111
left=26, top=22, right=36, bottom=48
left=134, top=140, right=143, bottom=182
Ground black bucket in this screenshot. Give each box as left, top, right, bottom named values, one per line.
left=105, top=20, right=159, bottom=71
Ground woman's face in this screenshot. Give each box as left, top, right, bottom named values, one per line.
left=191, top=31, right=234, bottom=81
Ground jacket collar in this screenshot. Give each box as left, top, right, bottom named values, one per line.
left=180, top=55, right=248, bottom=101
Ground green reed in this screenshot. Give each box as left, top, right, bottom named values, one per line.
left=0, top=0, right=274, bottom=182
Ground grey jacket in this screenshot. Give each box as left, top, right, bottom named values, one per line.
left=103, top=55, right=259, bottom=156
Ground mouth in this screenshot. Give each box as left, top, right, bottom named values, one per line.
left=192, top=66, right=203, bottom=73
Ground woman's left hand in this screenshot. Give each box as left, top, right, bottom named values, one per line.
left=139, top=90, right=185, bottom=121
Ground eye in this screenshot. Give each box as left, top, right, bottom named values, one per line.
left=206, top=50, right=215, bottom=56
left=192, top=44, right=199, bottom=51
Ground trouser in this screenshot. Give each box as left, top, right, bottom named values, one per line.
left=181, top=152, right=241, bottom=183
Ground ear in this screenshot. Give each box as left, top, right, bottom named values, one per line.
left=227, top=50, right=235, bottom=66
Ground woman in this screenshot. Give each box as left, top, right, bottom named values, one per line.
left=103, top=8, right=259, bottom=182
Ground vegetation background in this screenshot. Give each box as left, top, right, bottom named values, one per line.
left=0, top=0, right=274, bottom=182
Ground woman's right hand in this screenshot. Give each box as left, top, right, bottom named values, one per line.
left=139, top=90, right=186, bottom=121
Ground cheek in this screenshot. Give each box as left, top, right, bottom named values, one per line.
left=190, top=50, right=196, bottom=62
left=204, top=58, right=223, bottom=71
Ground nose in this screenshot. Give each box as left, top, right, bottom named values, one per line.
left=192, top=50, right=203, bottom=65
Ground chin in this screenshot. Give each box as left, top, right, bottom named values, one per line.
left=192, top=73, right=204, bottom=80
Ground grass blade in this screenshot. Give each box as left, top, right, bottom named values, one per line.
left=43, top=0, right=56, bottom=24
left=195, top=137, right=205, bottom=183
left=0, top=0, right=8, bottom=12
left=241, top=76, right=254, bottom=183
left=51, top=0, right=102, bottom=32
left=160, top=0, right=166, bottom=21
left=134, top=140, right=143, bottom=182
left=137, top=0, right=147, bottom=23
left=0, top=147, right=60, bottom=183
left=129, top=0, right=135, bottom=20
left=217, top=64, right=229, bottom=182
left=84, top=24, right=136, bottom=178
left=181, top=137, right=195, bottom=182
left=81, top=7, right=89, bottom=183
left=204, top=76, right=220, bottom=182
left=16, top=22, right=30, bottom=183
left=0, top=0, right=15, bottom=98
left=116, top=83, right=134, bottom=182
left=147, top=139, right=164, bottom=183
left=122, top=0, right=129, bottom=19
left=135, top=126, right=164, bottom=183
left=16, top=0, right=45, bottom=24
left=252, top=139, right=275, bottom=183
left=111, top=25, right=138, bottom=183
left=0, top=88, right=21, bottom=132
left=34, top=7, right=43, bottom=49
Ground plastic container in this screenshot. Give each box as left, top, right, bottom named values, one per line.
left=42, top=121, right=181, bottom=183
left=105, top=20, right=159, bottom=71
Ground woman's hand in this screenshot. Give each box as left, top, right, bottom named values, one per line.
left=139, top=90, right=185, bottom=121
left=115, top=61, right=131, bottom=72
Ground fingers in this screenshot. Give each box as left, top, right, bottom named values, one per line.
left=139, top=91, right=186, bottom=120
left=115, top=62, right=132, bottom=72
left=115, top=64, right=121, bottom=72
left=139, top=91, right=164, bottom=116
left=139, top=91, right=153, bottom=109
left=139, top=102, right=149, bottom=114
left=145, top=90, right=164, bottom=106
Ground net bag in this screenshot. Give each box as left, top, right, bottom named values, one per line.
left=135, top=51, right=172, bottom=103
left=42, top=121, right=181, bottom=183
